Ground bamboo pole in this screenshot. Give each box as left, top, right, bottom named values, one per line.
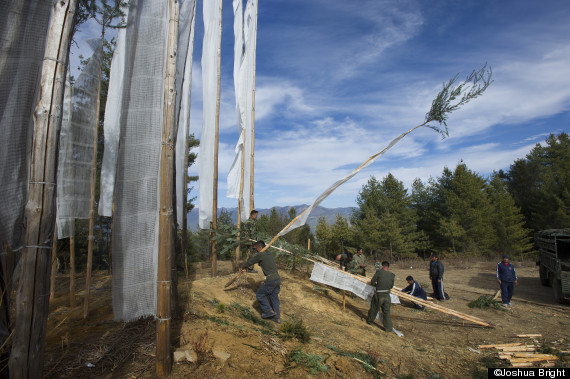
left=84, top=37, right=104, bottom=319
left=249, top=0, right=258, bottom=212
left=9, top=0, right=77, bottom=376
left=210, top=0, right=222, bottom=277
left=179, top=0, right=197, bottom=293
left=49, top=226, right=58, bottom=300
left=235, top=141, right=245, bottom=269
left=70, top=234, right=75, bottom=307
left=156, top=0, right=179, bottom=376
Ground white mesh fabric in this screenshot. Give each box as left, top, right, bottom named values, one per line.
left=198, top=0, right=222, bottom=229
left=175, top=0, right=197, bottom=227
left=309, top=263, right=400, bottom=304
left=111, top=0, right=169, bottom=321
left=56, top=40, right=102, bottom=239
left=227, top=0, right=256, bottom=221
left=99, top=7, right=129, bottom=217
left=0, top=0, right=51, bottom=252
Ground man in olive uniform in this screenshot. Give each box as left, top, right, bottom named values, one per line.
left=349, top=247, right=366, bottom=276
left=243, top=210, right=259, bottom=273
left=239, top=240, right=282, bottom=323
left=335, top=252, right=353, bottom=271
left=366, top=261, right=395, bottom=332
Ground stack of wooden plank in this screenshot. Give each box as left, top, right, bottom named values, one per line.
left=479, top=335, right=560, bottom=368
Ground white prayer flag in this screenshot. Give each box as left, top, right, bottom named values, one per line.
left=198, top=0, right=222, bottom=229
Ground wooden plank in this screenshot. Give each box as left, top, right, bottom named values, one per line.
left=516, top=334, right=542, bottom=338
left=509, top=357, right=558, bottom=363
left=479, top=342, right=522, bottom=348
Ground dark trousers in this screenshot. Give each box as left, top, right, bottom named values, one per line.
left=257, top=279, right=281, bottom=318
left=367, top=293, right=392, bottom=332
left=500, top=281, right=514, bottom=304
left=431, top=277, right=444, bottom=300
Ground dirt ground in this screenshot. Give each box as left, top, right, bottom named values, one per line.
left=41, top=257, right=569, bottom=378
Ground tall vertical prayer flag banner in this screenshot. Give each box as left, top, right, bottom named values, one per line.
left=198, top=0, right=223, bottom=229
left=227, top=0, right=257, bottom=221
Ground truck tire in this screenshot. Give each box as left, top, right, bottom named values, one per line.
left=539, top=265, right=550, bottom=286
left=553, top=278, right=563, bottom=303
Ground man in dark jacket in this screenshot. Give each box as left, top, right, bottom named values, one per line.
left=401, top=275, right=427, bottom=309
left=240, top=240, right=281, bottom=323
left=497, top=254, right=518, bottom=307
left=242, top=210, right=259, bottom=273
left=429, top=253, right=445, bottom=301
left=366, top=261, right=395, bottom=332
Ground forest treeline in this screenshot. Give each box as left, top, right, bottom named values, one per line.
left=186, top=132, right=569, bottom=263
left=62, top=132, right=568, bottom=271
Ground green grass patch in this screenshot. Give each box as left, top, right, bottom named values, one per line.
left=216, top=303, right=226, bottom=313
left=325, top=344, right=384, bottom=373
left=468, top=295, right=505, bottom=310
left=312, top=285, right=329, bottom=295
left=230, top=303, right=270, bottom=327
left=286, top=346, right=328, bottom=374
left=280, top=317, right=311, bottom=343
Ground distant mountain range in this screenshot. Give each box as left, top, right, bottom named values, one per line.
left=187, top=205, right=356, bottom=232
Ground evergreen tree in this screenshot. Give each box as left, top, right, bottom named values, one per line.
left=267, top=207, right=284, bottom=236
left=504, top=132, right=570, bottom=231
left=353, top=208, right=382, bottom=255
left=487, top=173, right=534, bottom=258
left=437, top=163, right=495, bottom=253
left=437, top=217, right=465, bottom=253
left=378, top=211, right=413, bottom=259
left=410, top=178, right=438, bottom=255
left=315, top=216, right=332, bottom=256
left=354, top=174, right=418, bottom=258
left=331, top=214, right=351, bottom=253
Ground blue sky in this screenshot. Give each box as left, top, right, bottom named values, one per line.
left=72, top=0, right=570, bottom=210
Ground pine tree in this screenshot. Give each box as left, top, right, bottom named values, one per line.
left=437, top=163, right=495, bottom=253
left=354, top=174, right=418, bottom=258
left=487, top=173, right=534, bottom=258
left=331, top=214, right=351, bottom=253
left=504, top=132, right=570, bottom=231
left=315, top=217, right=332, bottom=256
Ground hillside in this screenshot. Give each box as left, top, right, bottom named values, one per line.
left=41, top=257, right=569, bottom=378
left=187, top=205, right=356, bottom=232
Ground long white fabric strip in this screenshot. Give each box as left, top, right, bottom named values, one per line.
left=226, top=0, right=244, bottom=202
left=309, top=263, right=400, bottom=304
left=279, top=130, right=410, bottom=236
left=175, top=0, right=197, bottom=227
left=98, top=9, right=128, bottom=217
left=227, top=0, right=256, bottom=221
left=198, top=0, right=222, bottom=229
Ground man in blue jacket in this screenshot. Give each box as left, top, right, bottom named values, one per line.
left=429, top=253, right=445, bottom=301
left=401, top=275, right=427, bottom=309
left=497, top=254, right=518, bottom=307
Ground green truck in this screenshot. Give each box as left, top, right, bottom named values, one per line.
left=535, top=229, right=570, bottom=303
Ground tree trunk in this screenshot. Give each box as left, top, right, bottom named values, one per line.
left=156, top=0, right=179, bottom=376
left=9, top=0, right=77, bottom=376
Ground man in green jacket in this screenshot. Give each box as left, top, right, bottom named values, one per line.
left=349, top=247, right=366, bottom=276
left=366, top=261, right=395, bottom=332
left=239, top=240, right=282, bottom=323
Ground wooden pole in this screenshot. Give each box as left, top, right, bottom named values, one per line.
left=210, top=0, right=222, bottom=277
left=235, top=140, right=245, bottom=269
left=249, top=0, right=258, bottom=212
left=70, top=233, right=75, bottom=307
left=9, top=0, right=77, bottom=376
left=156, top=0, right=179, bottom=376
left=84, top=37, right=104, bottom=319
left=49, top=226, right=58, bottom=300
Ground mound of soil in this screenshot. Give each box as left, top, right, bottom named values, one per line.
left=42, top=258, right=569, bottom=378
